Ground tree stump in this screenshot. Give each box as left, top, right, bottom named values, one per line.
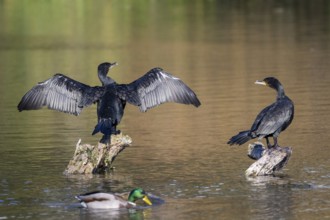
left=64, top=133, right=132, bottom=174
left=245, top=142, right=292, bottom=177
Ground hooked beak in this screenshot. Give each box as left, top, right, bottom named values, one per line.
left=142, top=195, right=152, bottom=206
left=110, top=62, right=118, bottom=68
left=255, top=80, right=267, bottom=86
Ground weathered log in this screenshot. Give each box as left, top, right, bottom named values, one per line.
left=245, top=142, right=292, bottom=176
left=64, top=133, right=132, bottom=174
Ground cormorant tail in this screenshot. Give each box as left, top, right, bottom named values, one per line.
left=227, top=130, right=251, bottom=146
left=92, top=118, right=112, bottom=135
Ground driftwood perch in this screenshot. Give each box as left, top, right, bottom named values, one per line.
left=245, top=142, right=292, bottom=177
left=64, top=133, right=132, bottom=174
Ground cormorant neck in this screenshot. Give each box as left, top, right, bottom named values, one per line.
left=275, top=83, right=286, bottom=99
left=98, top=72, right=115, bottom=86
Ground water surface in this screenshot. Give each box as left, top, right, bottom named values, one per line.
left=1, top=1, right=330, bottom=219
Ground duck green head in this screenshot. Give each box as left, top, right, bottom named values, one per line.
left=128, top=188, right=152, bottom=206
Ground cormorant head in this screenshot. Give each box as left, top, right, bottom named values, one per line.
left=255, top=77, right=286, bottom=98
left=128, top=188, right=152, bottom=206
left=255, top=77, right=282, bottom=90
left=98, top=62, right=117, bottom=76
left=97, top=62, right=118, bottom=85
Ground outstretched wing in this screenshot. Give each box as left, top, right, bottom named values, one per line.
left=116, top=68, right=201, bottom=112
left=17, top=74, right=105, bottom=116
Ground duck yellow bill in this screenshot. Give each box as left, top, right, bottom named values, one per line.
left=255, top=80, right=267, bottom=86
left=142, top=196, right=152, bottom=206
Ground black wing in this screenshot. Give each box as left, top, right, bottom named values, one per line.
left=116, top=68, right=201, bottom=112
left=250, top=104, right=273, bottom=133
left=17, top=74, right=105, bottom=116
left=251, top=99, right=293, bottom=136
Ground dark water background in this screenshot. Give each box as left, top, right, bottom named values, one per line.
left=0, top=1, right=330, bottom=219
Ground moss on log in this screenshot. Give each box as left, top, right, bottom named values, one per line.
left=64, top=133, right=132, bottom=174
left=245, top=142, right=292, bottom=177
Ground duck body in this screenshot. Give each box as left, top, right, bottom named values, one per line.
left=76, top=188, right=152, bottom=209
left=76, top=192, right=135, bottom=209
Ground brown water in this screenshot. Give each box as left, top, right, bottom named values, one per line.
left=1, top=1, right=330, bottom=219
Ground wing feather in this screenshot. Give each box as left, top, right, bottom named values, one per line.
left=116, top=68, right=201, bottom=112
left=17, top=74, right=105, bottom=115
left=252, top=99, right=293, bottom=136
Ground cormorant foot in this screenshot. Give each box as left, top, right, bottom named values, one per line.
left=268, top=144, right=281, bottom=149
left=274, top=144, right=280, bottom=148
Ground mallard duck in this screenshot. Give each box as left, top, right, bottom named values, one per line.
left=76, top=188, right=152, bottom=209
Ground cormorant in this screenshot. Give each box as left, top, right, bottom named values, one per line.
left=18, top=62, right=201, bottom=144
left=227, top=77, right=294, bottom=148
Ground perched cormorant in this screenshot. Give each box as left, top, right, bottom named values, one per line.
left=18, top=62, right=201, bottom=144
left=227, top=77, right=294, bottom=148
